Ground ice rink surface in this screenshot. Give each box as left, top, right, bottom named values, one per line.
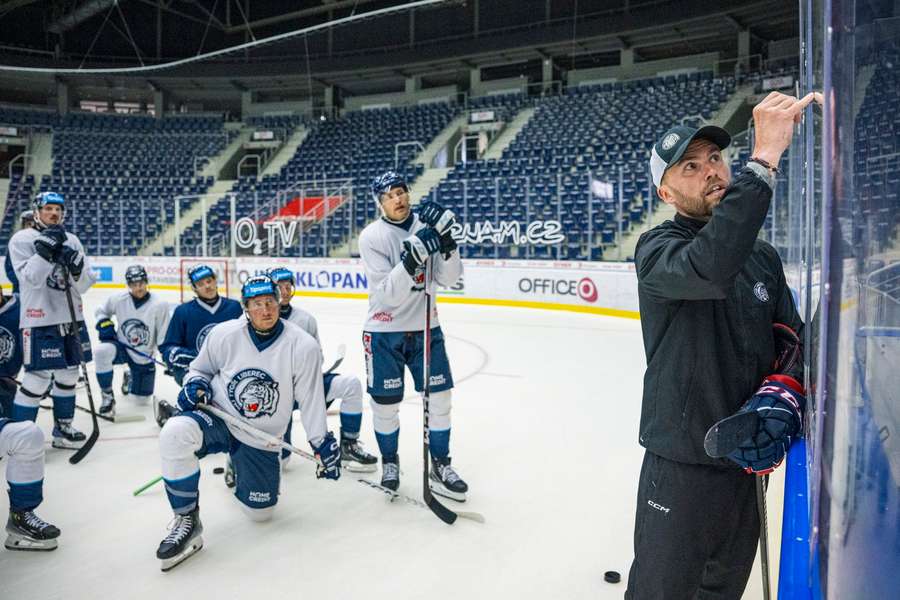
left=0, top=287, right=780, bottom=599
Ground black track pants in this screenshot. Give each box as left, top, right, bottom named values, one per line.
left=625, top=451, right=761, bottom=600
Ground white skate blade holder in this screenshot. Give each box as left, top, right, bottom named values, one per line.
left=5, top=531, right=58, bottom=552
left=429, top=479, right=467, bottom=503
left=160, top=536, right=204, bottom=572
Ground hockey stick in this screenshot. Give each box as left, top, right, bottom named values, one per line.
left=116, top=340, right=168, bottom=368
left=756, top=475, right=771, bottom=600
left=703, top=411, right=760, bottom=458
left=324, top=343, right=346, bottom=375
left=133, top=475, right=163, bottom=497
left=421, top=259, right=462, bottom=525
left=62, top=269, right=100, bottom=464
left=39, top=402, right=144, bottom=424
left=196, top=403, right=484, bottom=523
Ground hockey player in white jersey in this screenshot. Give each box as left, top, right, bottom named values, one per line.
left=93, top=265, right=171, bottom=417
left=267, top=266, right=376, bottom=472
left=7, top=191, right=96, bottom=449
left=154, top=275, right=338, bottom=571
left=358, top=171, right=468, bottom=501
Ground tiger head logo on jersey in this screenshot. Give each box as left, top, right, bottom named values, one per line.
left=46, top=264, right=68, bottom=291
left=0, top=326, right=15, bottom=363
left=410, top=264, right=425, bottom=292
left=195, top=323, right=217, bottom=351
left=227, top=368, right=279, bottom=419
left=121, top=319, right=150, bottom=348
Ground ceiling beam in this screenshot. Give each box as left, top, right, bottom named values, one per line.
left=47, top=0, right=120, bottom=35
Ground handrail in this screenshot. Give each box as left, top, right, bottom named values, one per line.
left=237, top=155, right=261, bottom=178
left=394, top=141, right=425, bottom=169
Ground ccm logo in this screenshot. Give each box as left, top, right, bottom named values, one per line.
left=647, top=500, right=671, bottom=514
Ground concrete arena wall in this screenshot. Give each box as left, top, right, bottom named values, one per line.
left=49, top=256, right=640, bottom=319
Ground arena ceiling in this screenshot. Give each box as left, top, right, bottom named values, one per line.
left=0, top=0, right=798, bottom=109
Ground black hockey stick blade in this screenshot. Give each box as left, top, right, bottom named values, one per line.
left=424, top=488, right=458, bottom=525
left=68, top=414, right=99, bottom=464
left=704, top=411, right=760, bottom=458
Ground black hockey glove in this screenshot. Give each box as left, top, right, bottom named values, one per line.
left=33, top=225, right=66, bottom=262
left=312, top=431, right=341, bottom=480
left=59, top=246, right=84, bottom=278
left=166, top=346, right=198, bottom=371
left=438, top=229, right=457, bottom=257
left=417, top=201, right=455, bottom=235
left=401, top=228, right=441, bottom=276
left=96, top=319, right=117, bottom=343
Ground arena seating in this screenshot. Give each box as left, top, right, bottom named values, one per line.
left=429, top=71, right=734, bottom=259
left=174, top=102, right=454, bottom=256
left=0, top=109, right=231, bottom=255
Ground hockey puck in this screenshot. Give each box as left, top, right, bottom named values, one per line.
left=604, top=571, right=621, bottom=584
left=213, top=467, right=225, bottom=474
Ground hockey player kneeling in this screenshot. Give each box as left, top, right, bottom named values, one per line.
left=154, top=275, right=337, bottom=571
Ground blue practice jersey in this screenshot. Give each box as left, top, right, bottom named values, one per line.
left=159, top=297, right=243, bottom=358
left=0, top=295, right=23, bottom=378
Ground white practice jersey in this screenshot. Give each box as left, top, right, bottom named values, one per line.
left=8, top=227, right=97, bottom=329
left=282, top=304, right=320, bottom=345
left=186, top=318, right=326, bottom=450
left=358, top=215, right=462, bottom=332
left=95, top=292, right=172, bottom=366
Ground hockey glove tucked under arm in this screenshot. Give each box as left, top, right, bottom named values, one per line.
left=401, top=228, right=441, bottom=276
left=772, top=323, right=801, bottom=375
left=177, top=377, right=212, bottom=412
left=438, top=230, right=457, bottom=257
left=96, top=319, right=117, bottom=342
left=417, top=201, right=456, bottom=235
left=312, top=431, right=341, bottom=480
left=166, top=347, right=198, bottom=371
left=59, top=247, right=84, bottom=278
left=726, top=374, right=806, bottom=474
left=33, top=225, right=67, bottom=262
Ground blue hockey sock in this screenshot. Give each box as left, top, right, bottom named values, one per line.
left=429, top=428, right=450, bottom=460
left=96, top=370, right=114, bottom=391
left=51, top=395, right=75, bottom=421
left=8, top=479, right=43, bottom=512
left=164, top=470, right=201, bottom=515
left=375, top=428, right=399, bottom=459
left=11, top=403, right=38, bottom=422
left=340, top=412, right=362, bottom=438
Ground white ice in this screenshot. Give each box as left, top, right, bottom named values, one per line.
left=0, top=287, right=782, bottom=599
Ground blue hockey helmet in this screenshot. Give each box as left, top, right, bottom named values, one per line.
left=266, top=267, right=293, bottom=285
left=187, top=264, right=216, bottom=287
left=125, top=265, right=148, bottom=284
left=371, top=171, right=408, bottom=202
left=240, top=275, right=280, bottom=307
left=32, top=191, right=66, bottom=227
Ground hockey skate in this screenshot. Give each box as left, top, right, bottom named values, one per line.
left=224, top=456, right=235, bottom=488
left=120, top=371, right=131, bottom=396
left=5, top=510, right=60, bottom=551
left=157, top=509, right=203, bottom=572
left=99, top=390, right=116, bottom=418
left=428, top=456, right=468, bottom=502
left=154, top=399, right=177, bottom=428
left=51, top=419, right=86, bottom=450
left=381, top=457, right=400, bottom=492
left=341, top=435, right=377, bottom=473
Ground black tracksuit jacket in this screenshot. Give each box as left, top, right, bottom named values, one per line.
left=634, top=168, right=804, bottom=466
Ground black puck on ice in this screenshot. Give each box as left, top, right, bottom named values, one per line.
left=604, top=571, right=621, bottom=584
left=213, top=467, right=225, bottom=474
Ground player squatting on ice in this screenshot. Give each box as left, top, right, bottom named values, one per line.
left=0, top=171, right=483, bottom=570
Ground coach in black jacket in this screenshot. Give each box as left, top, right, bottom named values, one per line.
left=625, top=91, right=817, bottom=599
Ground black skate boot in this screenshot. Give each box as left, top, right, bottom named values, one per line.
left=99, top=390, right=116, bottom=418
left=121, top=370, right=132, bottom=396
left=429, top=456, right=468, bottom=502
left=154, top=399, right=177, bottom=428
left=381, top=456, right=400, bottom=492
left=340, top=433, right=377, bottom=473
left=51, top=419, right=86, bottom=450
left=156, top=509, right=203, bottom=572
left=5, top=510, right=61, bottom=551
